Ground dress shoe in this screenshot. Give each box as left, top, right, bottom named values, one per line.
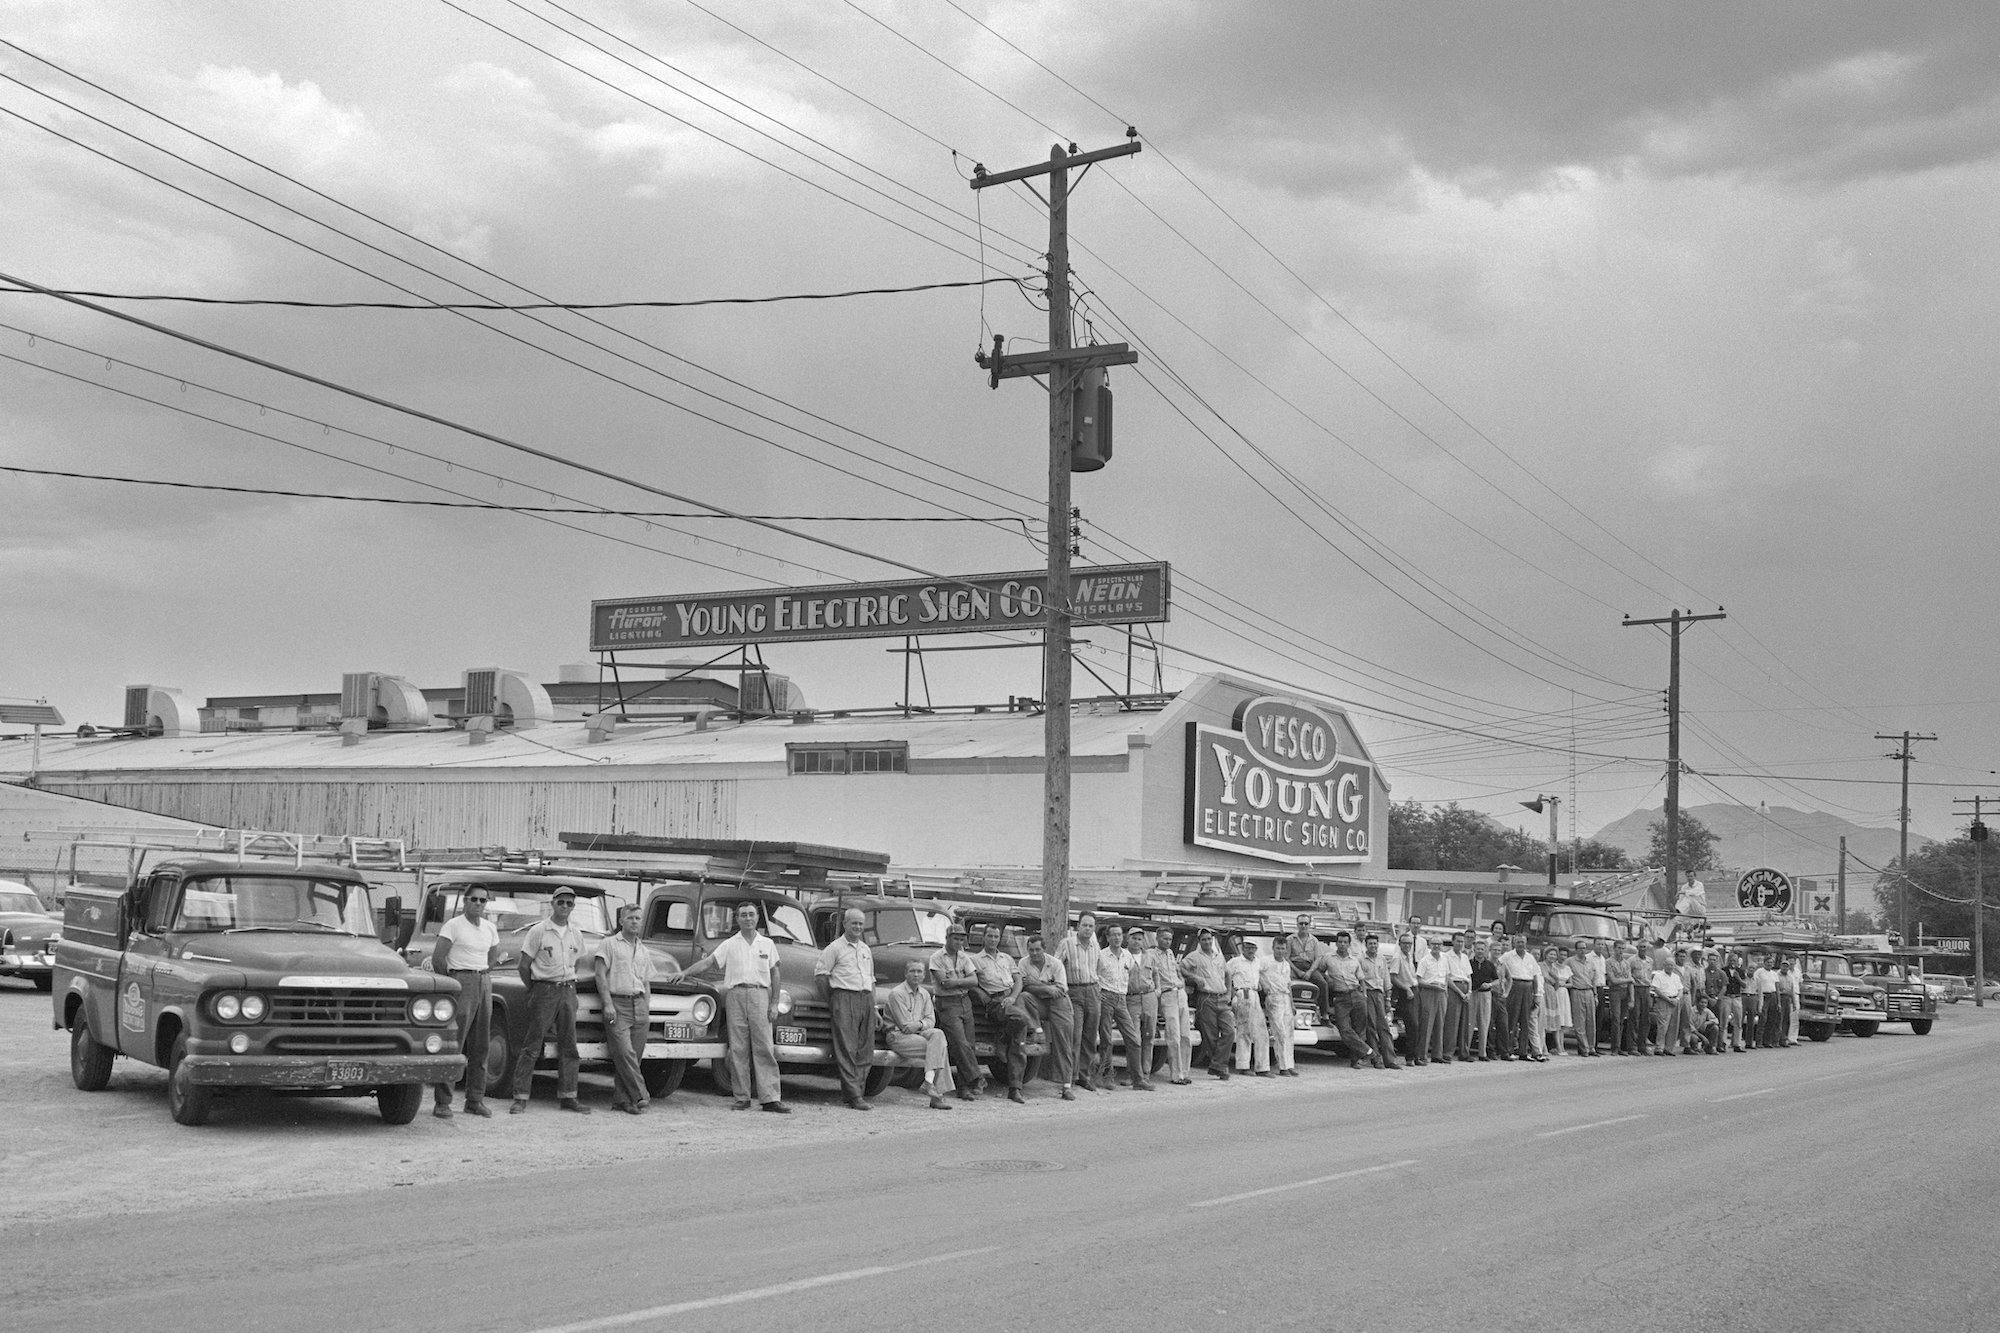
left=953, top=1088, right=977, bottom=1102
left=929, top=1094, right=952, bottom=1110
left=1171, top=1077, right=1192, bottom=1085
left=559, top=1098, right=591, bottom=1114
left=1350, top=1059, right=1362, bottom=1070
left=1130, top=1081, right=1155, bottom=1092
left=1059, top=1086, right=1075, bottom=1101
left=465, top=1102, right=492, bottom=1118
left=1008, top=1088, right=1026, bottom=1104
left=844, top=1097, right=873, bottom=1111
left=760, top=1101, right=792, bottom=1114
left=509, top=1099, right=529, bottom=1114
left=432, top=1104, right=454, bottom=1119
left=731, top=1098, right=751, bottom=1110
left=620, top=1102, right=644, bottom=1116
left=1255, top=1070, right=1275, bottom=1078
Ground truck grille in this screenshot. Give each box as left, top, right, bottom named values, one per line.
left=1885, top=994, right=1925, bottom=1014
left=269, top=991, right=409, bottom=1025
left=270, top=1034, right=406, bottom=1055
left=787, top=996, right=833, bottom=1047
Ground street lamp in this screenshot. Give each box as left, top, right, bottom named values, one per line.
left=1521, top=795, right=1561, bottom=887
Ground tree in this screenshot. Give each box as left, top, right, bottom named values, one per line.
left=1573, top=839, right=1632, bottom=871
left=1389, top=800, right=1550, bottom=872
left=1879, top=837, right=1994, bottom=972
left=1646, top=812, right=1720, bottom=872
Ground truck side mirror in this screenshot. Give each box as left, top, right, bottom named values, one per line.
left=379, top=895, right=404, bottom=948
left=390, top=898, right=418, bottom=952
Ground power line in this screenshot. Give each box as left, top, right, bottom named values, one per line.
left=0, top=275, right=1025, bottom=310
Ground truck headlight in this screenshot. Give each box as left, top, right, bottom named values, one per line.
left=691, top=995, right=716, bottom=1027
left=412, top=997, right=434, bottom=1022
left=240, top=994, right=266, bottom=1022
left=228, top=1033, right=251, bottom=1054
left=775, top=988, right=794, bottom=1015
left=433, top=997, right=454, bottom=1023
left=216, top=994, right=241, bottom=1020
left=425, top=1034, right=443, bottom=1053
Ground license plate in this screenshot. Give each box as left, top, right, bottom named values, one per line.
left=661, top=1023, right=698, bottom=1040
left=327, top=1062, right=367, bottom=1082
left=774, top=1026, right=808, bottom=1045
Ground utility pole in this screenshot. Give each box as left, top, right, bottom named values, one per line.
left=1837, top=836, right=1847, bottom=934
left=1520, top=794, right=1561, bottom=887
left=971, top=133, right=1140, bottom=944
left=1951, top=794, right=1994, bottom=1008
left=1876, top=730, right=1937, bottom=944
left=1622, top=608, right=1726, bottom=910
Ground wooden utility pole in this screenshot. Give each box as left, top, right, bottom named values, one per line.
left=971, top=134, right=1140, bottom=943
left=1950, top=794, right=1993, bottom=1007
left=1837, top=835, right=1848, bottom=934
left=1876, top=730, right=1936, bottom=943
left=1622, top=608, right=1726, bottom=909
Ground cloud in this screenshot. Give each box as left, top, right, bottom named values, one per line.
left=189, top=65, right=374, bottom=173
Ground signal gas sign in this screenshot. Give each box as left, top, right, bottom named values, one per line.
left=1184, top=695, right=1372, bottom=865
left=1737, top=867, right=1794, bottom=912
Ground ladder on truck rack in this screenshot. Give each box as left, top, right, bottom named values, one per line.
left=39, top=827, right=411, bottom=888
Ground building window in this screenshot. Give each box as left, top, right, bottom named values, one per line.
left=788, top=743, right=907, bottom=775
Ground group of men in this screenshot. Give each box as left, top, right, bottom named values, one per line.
left=427, top=896, right=1818, bottom=1122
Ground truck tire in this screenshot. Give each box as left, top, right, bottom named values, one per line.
left=1849, top=1020, right=1879, bottom=1038
left=893, top=1067, right=925, bottom=1091
left=1910, top=1019, right=1933, bottom=1036
left=862, top=1064, right=893, bottom=1099
left=641, top=1059, right=687, bottom=1099
left=1802, top=1022, right=1834, bottom=1043
left=70, top=1013, right=115, bottom=1091
left=708, top=1056, right=736, bottom=1097
left=376, top=1083, right=424, bottom=1125
left=484, top=1019, right=516, bottom=1093
left=166, top=1034, right=214, bottom=1127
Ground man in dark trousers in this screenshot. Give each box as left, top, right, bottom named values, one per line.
left=1497, top=935, right=1545, bottom=1063
left=928, top=925, right=985, bottom=1101
left=510, top=887, right=591, bottom=1114
left=814, top=907, right=877, bottom=1110
left=1180, top=928, right=1235, bottom=1079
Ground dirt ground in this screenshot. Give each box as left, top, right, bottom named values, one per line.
left=0, top=980, right=1298, bottom=1228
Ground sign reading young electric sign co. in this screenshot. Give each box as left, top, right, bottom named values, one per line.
left=1184, top=696, right=1373, bottom=864
left=590, top=562, right=1170, bottom=651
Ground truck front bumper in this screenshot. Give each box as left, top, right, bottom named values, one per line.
left=0, top=950, right=54, bottom=977
left=181, top=1053, right=465, bottom=1088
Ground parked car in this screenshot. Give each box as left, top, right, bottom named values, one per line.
left=1928, top=975, right=1970, bottom=1004
left=0, top=879, right=61, bottom=992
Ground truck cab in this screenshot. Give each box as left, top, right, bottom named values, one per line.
left=54, top=855, right=462, bottom=1126
left=401, top=873, right=724, bottom=1099
left=1843, top=951, right=1937, bottom=1035
left=1796, top=949, right=1890, bottom=1040
left=1503, top=895, right=1631, bottom=954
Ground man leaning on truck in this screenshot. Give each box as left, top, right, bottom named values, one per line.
left=595, top=904, right=657, bottom=1115
left=679, top=903, right=791, bottom=1113
left=431, top=888, right=500, bottom=1119
left=814, top=908, right=877, bottom=1111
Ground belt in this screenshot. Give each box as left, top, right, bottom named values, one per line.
left=532, top=978, right=576, bottom=987
left=448, top=968, right=487, bottom=976
left=729, top=983, right=769, bottom=990
left=609, top=991, right=645, bottom=999
left=1068, top=981, right=1099, bottom=989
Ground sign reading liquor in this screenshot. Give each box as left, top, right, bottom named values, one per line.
left=1184, top=695, right=1373, bottom=864
left=591, top=562, right=1170, bottom=651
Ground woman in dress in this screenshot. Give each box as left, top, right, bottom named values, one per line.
left=1544, top=947, right=1573, bottom=1055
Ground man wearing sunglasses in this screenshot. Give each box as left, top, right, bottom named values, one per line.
left=431, top=888, right=501, bottom=1119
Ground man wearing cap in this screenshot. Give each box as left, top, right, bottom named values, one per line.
left=1142, top=928, right=1192, bottom=1085
left=679, top=902, right=790, bottom=1113
left=1312, top=931, right=1371, bottom=1070
left=929, top=925, right=985, bottom=1101
left=431, top=886, right=500, bottom=1119
left=1226, top=937, right=1272, bottom=1076
left=1018, top=932, right=1076, bottom=1100
left=969, top=924, right=1032, bottom=1103
left=594, top=902, right=661, bottom=1114
left=510, top=888, right=591, bottom=1114
left=1286, top=916, right=1327, bottom=1016
left=1181, top=928, right=1235, bottom=1079
left=814, top=907, right=878, bottom=1110
left=1054, top=913, right=1103, bottom=1092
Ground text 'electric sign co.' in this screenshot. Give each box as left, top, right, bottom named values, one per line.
left=590, top=562, right=1169, bottom=651
left=1184, top=696, right=1373, bottom=864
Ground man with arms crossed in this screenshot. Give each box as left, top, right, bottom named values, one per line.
left=594, top=903, right=661, bottom=1114
left=1498, top=935, right=1545, bottom=1063
left=1055, top=913, right=1103, bottom=1092
left=1143, top=928, right=1192, bottom=1086
left=431, top=887, right=500, bottom=1119
left=510, top=887, right=591, bottom=1115
left=1019, top=932, right=1076, bottom=1100
left=814, top=907, right=877, bottom=1110
left=1182, top=928, right=1235, bottom=1079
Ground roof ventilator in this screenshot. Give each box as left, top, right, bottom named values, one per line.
left=122, top=685, right=201, bottom=738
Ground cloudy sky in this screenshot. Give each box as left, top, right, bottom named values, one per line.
left=4, top=0, right=1996, bottom=862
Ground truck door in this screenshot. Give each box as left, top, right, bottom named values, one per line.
left=116, top=871, right=180, bottom=1062
left=643, top=893, right=699, bottom=969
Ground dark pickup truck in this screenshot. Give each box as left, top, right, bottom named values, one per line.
left=54, top=857, right=463, bottom=1126
left=399, top=873, right=725, bottom=1099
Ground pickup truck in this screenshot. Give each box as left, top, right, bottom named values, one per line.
left=1797, top=949, right=1890, bottom=1040
left=1844, top=951, right=1938, bottom=1035
left=398, top=873, right=725, bottom=1099
left=53, top=857, right=462, bottom=1125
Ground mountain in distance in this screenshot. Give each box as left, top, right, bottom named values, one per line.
left=1587, top=804, right=1926, bottom=879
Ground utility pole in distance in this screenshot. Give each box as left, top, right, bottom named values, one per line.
left=1951, top=793, right=1995, bottom=1007
left=1877, top=730, right=1937, bottom=945
left=971, top=132, right=1140, bottom=944
left=1622, top=608, right=1726, bottom=912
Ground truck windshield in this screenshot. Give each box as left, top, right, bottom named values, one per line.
left=439, top=889, right=611, bottom=935
left=871, top=907, right=951, bottom=947
left=1813, top=956, right=1854, bottom=977
left=176, top=876, right=375, bottom=935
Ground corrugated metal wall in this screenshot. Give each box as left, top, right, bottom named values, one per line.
left=34, top=778, right=737, bottom=849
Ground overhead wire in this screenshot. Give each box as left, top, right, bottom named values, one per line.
left=0, top=275, right=1025, bottom=310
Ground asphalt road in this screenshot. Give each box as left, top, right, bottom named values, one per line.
left=6, top=1001, right=1996, bottom=1333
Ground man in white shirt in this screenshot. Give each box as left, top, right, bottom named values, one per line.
left=593, top=903, right=660, bottom=1114
left=1650, top=959, right=1686, bottom=1056
left=1142, top=928, right=1192, bottom=1086
left=1096, top=926, right=1154, bottom=1091
left=1019, top=932, right=1076, bottom=1100
left=969, top=925, right=1032, bottom=1103
left=1413, top=939, right=1449, bottom=1065
left=680, top=903, right=790, bottom=1113
left=928, top=926, right=985, bottom=1101
left=1568, top=938, right=1604, bottom=1057
left=1442, top=934, right=1475, bottom=1062
left=430, top=887, right=500, bottom=1119
left=1054, top=914, right=1103, bottom=1092
left=1497, top=938, right=1545, bottom=1062
left=1225, top=938, right=1271, bottom=1076
left=884, top=960, right=954, bottom=1110
left=814, top=908, right=877, bottom=1111
left=509, top=888, right=591, bottom=1115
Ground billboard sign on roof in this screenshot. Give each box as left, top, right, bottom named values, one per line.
left=590, top=562, right=1169, bottom=651
left=1184, top=695, right=1372, bottom=865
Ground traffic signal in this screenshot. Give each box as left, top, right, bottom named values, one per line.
left=1071, top=366, right=1112, bottom=471
left=1973, top=820, right=1989, bottom=843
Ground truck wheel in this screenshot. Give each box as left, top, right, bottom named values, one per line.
left=484, top=1023, right=516, bottom=1092
left=70, top=1013, right=115, bottom=1091
left=1803, top=1023, right=1834, bottom=1043
left=708, top=1056, right=736, bottom=1097
left=642, top=1059, right=687, bottom=1099
left=893, top=1067, right=925, bottom=1091
left=1910, top=1019, right=1933, bottom=1036
left=1849, top=1020, right=1879, bottom=1038
left=862, top=1064, right=893, bottom=1099
left=376, top=1083, right=424, bottom=1124
left=166, top=1035, right=214, bottom=1127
